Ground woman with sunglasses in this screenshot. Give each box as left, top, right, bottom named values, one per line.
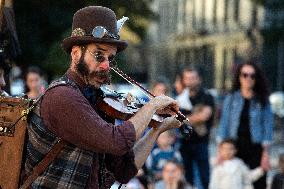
left=216, top=61, right=273, bottom=189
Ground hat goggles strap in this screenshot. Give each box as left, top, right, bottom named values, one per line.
left=92, top=26, right=120, bottom=40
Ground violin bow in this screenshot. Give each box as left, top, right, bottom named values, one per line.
left=111, top=66, right=193, bottom=139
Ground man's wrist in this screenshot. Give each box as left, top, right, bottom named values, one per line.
left=149, top=127, right=162, bottom=137
left=147, top=101, right=158, bottom=111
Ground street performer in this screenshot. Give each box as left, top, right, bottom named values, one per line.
left=22, top=6, right=181, bottom=189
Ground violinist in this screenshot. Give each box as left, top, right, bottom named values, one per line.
left=22, top=6, right=181, bottom=189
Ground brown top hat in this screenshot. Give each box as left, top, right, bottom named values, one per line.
left=62, top=6, right=128, bottom=53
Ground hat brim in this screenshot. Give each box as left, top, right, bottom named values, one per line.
left=62, top=36, right=128, bottom=53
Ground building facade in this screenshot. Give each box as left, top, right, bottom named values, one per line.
left=144, top=0, right=284, bottom=91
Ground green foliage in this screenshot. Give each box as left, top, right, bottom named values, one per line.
left=251, top=0, right=265, bottom=6
left=14, top=0, right=154, bottom=79
left=43, top=30, right=70, bottom=78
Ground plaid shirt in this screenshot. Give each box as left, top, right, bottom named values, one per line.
left=24, top=79, right=96, bottom=188
left=24, top=74, right=137, bottom=189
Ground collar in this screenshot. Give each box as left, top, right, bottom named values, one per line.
left=66, top=69, right=104, bottom=103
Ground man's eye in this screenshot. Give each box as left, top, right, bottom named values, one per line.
left=95, top=55, right=105, bottom=62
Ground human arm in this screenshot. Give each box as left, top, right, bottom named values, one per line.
left=262, top=102, right=273, bottom=146
left=188, top=105, right=213, bottom=125
left=129, top=95, right=179, bottom=140
left=187, top=91, right=214, bottom=125
left=216, top=95, right=232, bottom=143
left=260, top=102, right=273, bottom=170
left=133, top=116, right=181, bottom=170
left=248, top=167, right=265, bottom=182
left=104, top=151, right=138, bottom=184
left=41, top=86, right=178, bottom=156
left=104, top=116, right=181, bottom=183
left=41, top=86, right=136, bottom=155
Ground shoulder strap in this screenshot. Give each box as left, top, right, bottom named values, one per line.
left=19, top=76, right=73, bottom=189
left=19, top=139, right=67, bottom=189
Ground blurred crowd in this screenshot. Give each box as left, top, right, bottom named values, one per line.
left=8, top=65, right=47, bottom=99
left=0, top=60, right=284, bottom=189
left=110, top=61, right=284, bottom=189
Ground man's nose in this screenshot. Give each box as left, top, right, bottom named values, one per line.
left=99, top=61, right=110, bottom=71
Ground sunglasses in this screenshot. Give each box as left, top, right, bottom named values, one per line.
left=240, top=72, right=256, bottom=79
left=85, top=48, right=117, bottom=67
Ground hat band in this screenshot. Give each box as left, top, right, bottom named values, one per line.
left=71, top=26, right=120, bottom=40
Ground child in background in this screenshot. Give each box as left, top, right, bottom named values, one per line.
left=271, top=153, right=284, bottom=189
left=146, top=130, right=182, bottom=181
left=154, top=160, right=192, bottom=189
left=209, top=139, right=267, bottom=189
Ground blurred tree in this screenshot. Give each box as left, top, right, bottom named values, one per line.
left=14, top=0, right=155, bottom=80
left=251, top=0, right=265, bottom=6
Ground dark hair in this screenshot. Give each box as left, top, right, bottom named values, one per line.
left=163, top=159, right=184, bottom=173
left=24, top=66, right=42, bottom=92
left=76, top=46, right=88, bottom=77
left=163, top=160, right=188, bottom=189
left=0, top=61, right=11, bottom=74
left=181, top=65, right=201, bottom=78
left=151, top=77, right=170, bottom=94
left=231, top=61, right=270, bottom=106
left=220, top=138, right=236, bottom=147
left=25, top=66, right=42, bottom=78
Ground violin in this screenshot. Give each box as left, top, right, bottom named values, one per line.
left=98, top=65, right=193, bottom=139
left=97, top=87, right=165, bottom=127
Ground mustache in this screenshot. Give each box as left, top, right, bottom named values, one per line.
left=76, top=58, right=112, bottom=85
left=90, top=70, right=112, bottom=84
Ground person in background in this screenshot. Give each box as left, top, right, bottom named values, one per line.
left=209, top=139, right=266, bottom=189
left=271, top=153, right=284, bottom=189
left=146, top=130, right=183, bottom=181
left=177, top=66, right=214, bottom=189
left=154, top=160, right=192, bottom=189
left=0, top=60, right=10, bottom=96
left=151, top=78, right=170, bottom=97
left=25, top=66, right=44, bottom=99
left=217, top=61, right=273, bottom=189
left=173, top=74, right=184, bottom=97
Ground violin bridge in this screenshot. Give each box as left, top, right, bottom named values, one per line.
left=126, top=93, right=135, bottom=104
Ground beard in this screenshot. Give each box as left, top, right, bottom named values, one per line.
left=76, top=55, right=111, bottom=87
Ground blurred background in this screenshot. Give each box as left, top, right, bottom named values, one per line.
left=1, top=0, right=284, bottom=188
left=1, top=0, right=283, bottom=90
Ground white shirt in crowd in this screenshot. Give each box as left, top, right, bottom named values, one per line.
left=209, top=158, right=264, bottom=189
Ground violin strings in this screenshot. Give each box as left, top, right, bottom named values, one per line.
left=111, top=66, right=191, bottom=124
left=111, top=66, right=153, bottom=99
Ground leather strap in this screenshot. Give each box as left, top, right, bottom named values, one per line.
left=19, top=139, right=67, bottom=189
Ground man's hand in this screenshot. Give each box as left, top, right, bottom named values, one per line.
left=149, top=95, right=179, bottom=115
left=156, top=116, right=181, bottom=134
left=260, top=149, right=271, bottom=171
left=129, top=95, right=179, bottom=140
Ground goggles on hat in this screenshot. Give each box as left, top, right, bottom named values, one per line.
left=92, top=26, right=120, bottom=40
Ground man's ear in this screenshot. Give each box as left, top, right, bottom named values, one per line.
left=71, top=46, right=82, bottom=64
